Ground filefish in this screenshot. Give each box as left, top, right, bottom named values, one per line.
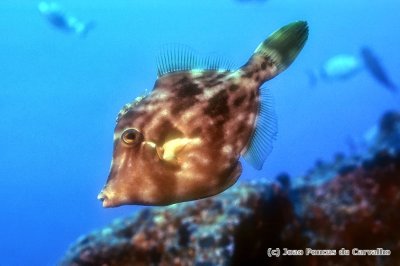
left=98, top=21, right=309, bottom=207
left=38, top=1, right=95, bottom=37
left=361, top=47, right=397, bottom=92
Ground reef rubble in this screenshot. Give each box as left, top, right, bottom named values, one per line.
left=60, top=111, right=400, bottom=266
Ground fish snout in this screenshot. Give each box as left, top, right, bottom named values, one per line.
left=97, top=189, right=112, bottom=208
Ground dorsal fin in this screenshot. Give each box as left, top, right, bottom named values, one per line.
left=156, top=44, right=233, bottom=77
left=242, top=88, right=277, bottom=170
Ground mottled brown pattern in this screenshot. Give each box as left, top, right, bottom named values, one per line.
left=170, top=96, right=198, bottom=116
left=203, top=89, right=230, bottom=119
left=233, top=95, right=246, bottom=107
left=229, top=84, right=239, bottom=92
left=154, top=119, right=183, bottom=145
left=176, top=81, right=202, bottom=98
left=100, top=69, right=261, bottom=206
left=97, top=21, right=308, bottom=207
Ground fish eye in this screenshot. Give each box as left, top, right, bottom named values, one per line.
left=121, top=128, right=142, bottom=145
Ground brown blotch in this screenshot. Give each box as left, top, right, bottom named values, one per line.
left=249, top=91, right=256, bottom=102
left=244, top=71, right=253, bottom=79
left=176, top=80, right=202, bottom=98
left=261, top=62, right=267, bottom=70
left=170, top=97, right=198, bottom=115
left=229, top=84, right=239, bottom=92
left=203, top=72, right=227, bottom=87
left=205, top=79, right=223, bottom=87
left=191, top=126, right=202, bottom=136
left=204, top=89, right=230, bottom=119
left=233, top=95, right=246, bottom=107
left=174, top=76, right=189, bottom=85
left=216, top=73, right=226, bottom=79
left=236, top=123, right=248, bottom=135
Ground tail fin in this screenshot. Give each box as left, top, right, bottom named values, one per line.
left=306, top=69, right=318, bottom=87
left=240, top=21, right=308, bottom=83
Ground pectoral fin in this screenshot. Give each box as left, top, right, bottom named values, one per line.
left=157, top=137, right=201, bottom=164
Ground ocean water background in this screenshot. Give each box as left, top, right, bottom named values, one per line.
left=0, top=0, right=399, bottom=265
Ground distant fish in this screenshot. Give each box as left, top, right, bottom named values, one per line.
left=361, top=47, right=397, bottom=92
left=308, top=54, right=362, bottom=86
left=97, top=21, right=309, bottom=207
left=363, top=111, right=400, bottom=153
left=309, top=48, right=397, bottom=91
left=38, top=2, right=95, bottom=37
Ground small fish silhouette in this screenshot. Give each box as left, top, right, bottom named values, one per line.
left=361, top=47, right=397, bottom=92
left=38, top=2, right=95, bottom=37
left=307, top=54, right=362, bottom=86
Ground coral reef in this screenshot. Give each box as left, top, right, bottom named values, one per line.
left=60, top=110, right=400, bottom=266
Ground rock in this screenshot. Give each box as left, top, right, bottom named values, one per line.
left=60, top=111, right=400, bottom=266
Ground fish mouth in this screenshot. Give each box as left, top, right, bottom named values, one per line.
left=97, top=191, right=112, bottom=208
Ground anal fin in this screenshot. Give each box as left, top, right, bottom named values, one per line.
left=243, top=88, right=277, bottom=170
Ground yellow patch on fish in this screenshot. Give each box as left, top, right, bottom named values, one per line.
left=158, top=137, right=202, bottom=164
left=98, top=21, right=308, bottom=207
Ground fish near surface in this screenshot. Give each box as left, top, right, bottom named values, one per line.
left=98, top=21, right=309, bottom=207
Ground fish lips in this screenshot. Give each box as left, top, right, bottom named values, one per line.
left=97, top=187, right=115, bottom=208
left=97, top=185, right=131, bottom=208
left=97, top=190, right=108, bottom=207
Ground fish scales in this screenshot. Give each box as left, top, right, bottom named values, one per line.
left=98, top=21, right=309, bottom=207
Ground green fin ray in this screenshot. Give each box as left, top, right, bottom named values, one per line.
left=254, top=21, right=308, bottom=72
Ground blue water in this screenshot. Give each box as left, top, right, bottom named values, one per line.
left=0, top=0, right=399, bottom=265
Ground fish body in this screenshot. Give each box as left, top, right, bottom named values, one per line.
left=321, top=54, right=361, bottom=80
left=309, top=48, right=397, bottom=91
left=98, top=21, right=308, bottom=207
left=308, top=54, right=362, bottom=86
left=38, top=2, right=94, bottom=37
left=361, top=47, right=397, bottom=92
